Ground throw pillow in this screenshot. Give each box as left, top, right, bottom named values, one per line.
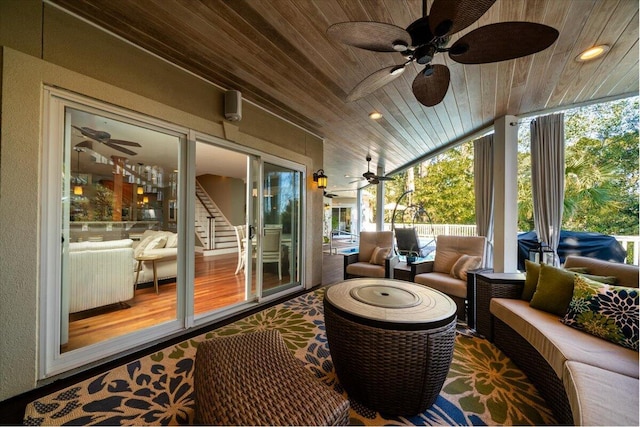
left=450, top=254, right=482, bottom=281
left=369, top=246, right=390, bottom=266
left=134, top=234, right=157, bottom=258
left=562, top=275, right=639, bottom=351
left=521, top=260, right=542, bottom=301
left=165, top=232, right=179, bottom=248
left=529, top=263, right=577, bottom=316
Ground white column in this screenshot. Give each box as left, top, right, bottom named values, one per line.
left=376, top=165, right=385, bottom=231
left=493, top=116, right=519, bottom=273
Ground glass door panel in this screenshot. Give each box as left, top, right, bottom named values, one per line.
left=260, top=162, right=302, bottom=297
left=60, top=107, right=181, bottom=352
left=193, top=141, right=252, bottom=316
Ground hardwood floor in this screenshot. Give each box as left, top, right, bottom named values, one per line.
left=64, top=251, right=341, bottom=352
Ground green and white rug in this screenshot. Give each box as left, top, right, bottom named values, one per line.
left=24, top=288, right=556, bottom=425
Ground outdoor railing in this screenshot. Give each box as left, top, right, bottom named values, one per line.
left=613, top=235, right=639, bottom=265
left=380, top=223, right=639, bottom=265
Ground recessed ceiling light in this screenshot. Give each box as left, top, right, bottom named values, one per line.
left=576, top=44, right=610, bottom=62
left=369, top=112, right=383, bottom=120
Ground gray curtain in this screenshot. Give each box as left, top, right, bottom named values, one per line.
left=474, top=134, right=494, bottom=268
left=530, top=113, right=565, bottom=265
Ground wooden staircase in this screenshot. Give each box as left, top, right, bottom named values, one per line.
left=195, top=180, right=239, bottom=256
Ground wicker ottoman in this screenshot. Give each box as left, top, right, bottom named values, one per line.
left=194, top=330, right=350, bottom=426
left=324, top=279, right=457, bottom=416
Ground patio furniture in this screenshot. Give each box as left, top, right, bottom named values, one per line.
left=323, top=278, right=457, bottom=415
left=344, top=231, right=398, bottom=279
left=194, top=330, right=350, bottom=426
left=413, top=235, right=487, bottom=321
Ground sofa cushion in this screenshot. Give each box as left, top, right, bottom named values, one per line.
left=530, top=263, right=576, bottom=316
left=563, top=361, right=639, bottom=426
left=134, top=233, right=168, bottom=257
left=369, top=246, right=391, bottom=266
left=562, top=275, right=639, bottom=351
left=165, top=232, right=178, bottom=248
left=414, top=272, right=467, bottom=299
left=490, top=298, right=639, bottom=378
left=450, top=254, right=481, bottom=281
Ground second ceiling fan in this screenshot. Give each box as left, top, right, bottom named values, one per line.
left=327, top=0, right=559, bottom=107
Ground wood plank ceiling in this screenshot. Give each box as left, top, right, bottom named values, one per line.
left=49, top=0, right=639, bottom=191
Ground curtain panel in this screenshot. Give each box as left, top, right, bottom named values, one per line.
left=530, top=113, right=565, bottom=265
left=474, top=134, right=494, bottom=268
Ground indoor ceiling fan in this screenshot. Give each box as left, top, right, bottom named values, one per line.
left=327, top=0, right=559, bottom=107
left=72, top=125, right=142, bottom=156
left=351, top=155, right=395, bottom=185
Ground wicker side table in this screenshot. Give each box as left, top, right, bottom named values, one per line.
left=475, top=272, right=525, bottom=341
left=324, top=279, right=457, bottom=416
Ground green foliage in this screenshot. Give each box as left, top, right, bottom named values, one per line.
left=386, top=97, right=638, bottom=237
left=388, top=142, right=476, bottom=224
left=517, top=97, right=639, bottom=235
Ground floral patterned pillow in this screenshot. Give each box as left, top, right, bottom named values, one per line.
left=562, top=275, right=639, bottom=351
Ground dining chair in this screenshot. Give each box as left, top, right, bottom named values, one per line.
left=262, top=227, right=282, bottom=280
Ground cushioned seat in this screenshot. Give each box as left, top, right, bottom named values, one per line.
left=413, top=235, right=487, bottom=320
left=194, top=330, right=350, bottom=426
left=344, top=231, right=398, bottom=279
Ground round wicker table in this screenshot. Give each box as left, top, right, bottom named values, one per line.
left=323, top=278, right=457, bottom=416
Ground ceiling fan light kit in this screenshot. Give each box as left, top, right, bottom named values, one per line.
left=327, top=0, right=559, bottom=107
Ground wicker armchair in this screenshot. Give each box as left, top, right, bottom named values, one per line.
left=344, top=231, right=399, bottom=279
left=412, top=235, right=487, bottom=321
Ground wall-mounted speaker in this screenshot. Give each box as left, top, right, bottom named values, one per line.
left=224, top=90, right=242, bottom=121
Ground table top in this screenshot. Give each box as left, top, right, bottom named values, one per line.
left=325, top=278, right=456, bottom=325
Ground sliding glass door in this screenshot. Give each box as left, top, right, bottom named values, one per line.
left=259, top=161, right=303, bottom=298
left=42, top=88, right=305, bottom=378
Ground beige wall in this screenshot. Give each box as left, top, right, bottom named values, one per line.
left=0, top=0, right=324, bottom=401
left=197, top=174, right=246, bottom=226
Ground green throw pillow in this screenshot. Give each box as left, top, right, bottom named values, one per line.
left=562, top=275, right=639, bottom=351
left=522, top=260, right=541, bottom=301
left=529, top=263, right=577, bottom=316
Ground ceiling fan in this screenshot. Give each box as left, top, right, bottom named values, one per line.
left=351, top=155, right=395, bottom=185
left=327, top=0, right=559, bottom=107
left=323, top=190, right=339, bottom=198
left=72, top=125, right=142, bottom=156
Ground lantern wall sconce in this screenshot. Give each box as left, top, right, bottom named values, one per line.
left=313, top=169, right=328, bottom=189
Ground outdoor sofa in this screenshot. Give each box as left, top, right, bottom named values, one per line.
left=481, top=255, right=639, bottom=425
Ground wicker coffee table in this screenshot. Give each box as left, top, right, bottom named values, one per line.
left=323, top=278, right=457, bottom=415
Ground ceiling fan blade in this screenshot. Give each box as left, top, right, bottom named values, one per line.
left=412, top=64, right=450, bottom=107
left=349, top=178, right=365, bottom=184
left=75, top=140, right=94, bottom=149
left=347, top=65, right=405, bottom=102
left=327, top=22, right=410, bottom=52
left=72, top=125, right=111, bottom=141
left=449, top=22, right=559, bottom=64
left=108, top=138, right=142, bottom=147
left=104, top=142, right=137, bottom=156
left=429, top=0, right=497, bottom=37
left=376, top=176, right=395, bottom=181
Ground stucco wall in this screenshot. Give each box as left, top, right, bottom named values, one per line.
left=0, top=0, right=324, bottom=401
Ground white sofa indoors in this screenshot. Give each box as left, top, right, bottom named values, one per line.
left=68, top=239, right=136, bottom=313
left=487, top=255, right=639, bottom=426
left=133, top=229, right=178, bottom=283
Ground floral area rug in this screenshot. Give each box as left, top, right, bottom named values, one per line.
left=23, top=288, right=556, bottom=425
